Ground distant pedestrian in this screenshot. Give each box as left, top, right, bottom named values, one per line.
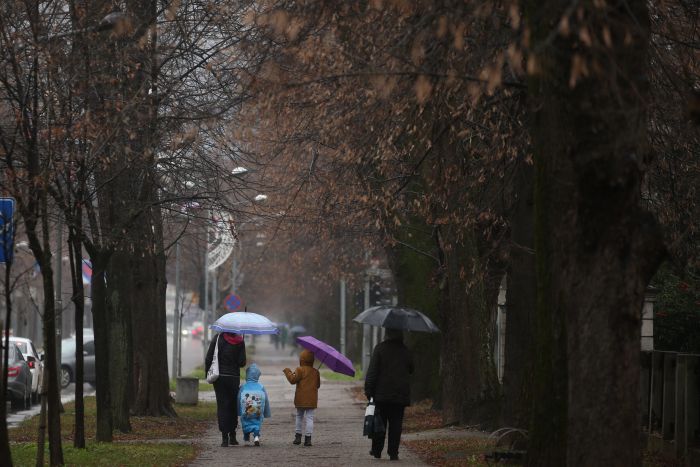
left=364, top=328, right=414, bottom=461
left=205, top=332, right=246, bottom=447
left=238, top=363, right=271, bottom=446
left=280, top=325, right=288, bottom=349
left=283, top=349, right=321, bottom=446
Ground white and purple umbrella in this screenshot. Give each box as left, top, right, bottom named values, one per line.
left=210, top=312, right=278, bottom=335
left=296, top=336, right=355, bottom=377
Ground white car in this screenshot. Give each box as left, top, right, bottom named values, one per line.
left=9, top=336, right=43, bottom=404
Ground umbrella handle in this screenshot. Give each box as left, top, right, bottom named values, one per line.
left=317, top=362, right=324, bottom=371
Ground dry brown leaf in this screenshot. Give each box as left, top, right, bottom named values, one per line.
left=414, top=75, right=432, bottom=104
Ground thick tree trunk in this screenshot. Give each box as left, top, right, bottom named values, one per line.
left=107, top=252, right=133, bottom=433
left=90, top=255, right=113, bottom=441
left=439, top=227, right=501, bottom=427
left=128, top=0, right=174, bottom=416
left=131, top=196, right=176, bottom=417
left=526, top=1, right=665, bottom=465
left=502, top=160, right=536, bottom=427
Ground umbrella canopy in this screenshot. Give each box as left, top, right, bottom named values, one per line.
left=289, top=325, right=307, bottom=334
left=354, top=306, right=440, bottom=333
left=210, top=312, right=279, bottom=335
left=296, top=336, right=355, bottom=377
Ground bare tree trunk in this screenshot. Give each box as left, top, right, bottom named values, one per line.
left=0, top=259, right=14, bottom=466
left=106, top=253, right=133, bottom=433
left=68, top=227, right=86, bottom=448
left=502, top=159, right=536, bottom=427
left=90, top=255, right=113, bottom=441
left=131, top=188, right=175, bottom=416
left=526, top=1, right=664, bottom=464
left=439, top=227, right=501, bottom=427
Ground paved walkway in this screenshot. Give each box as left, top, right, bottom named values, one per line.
left=189, top=339, right=425, bottom=466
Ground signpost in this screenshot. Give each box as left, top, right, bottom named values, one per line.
left=0, top=198, right=15, bottom=264
left=224, top=293, right=242, bottom=312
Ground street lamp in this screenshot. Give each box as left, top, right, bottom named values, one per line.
left=231, top=167, right=249, bottom=177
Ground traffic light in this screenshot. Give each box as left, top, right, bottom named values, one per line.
left=370, top=281, right=382, bottom=306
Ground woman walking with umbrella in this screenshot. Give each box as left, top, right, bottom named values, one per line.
left=205, top=311, right=279, bottom=447
left=364, top=328, right=414, bottom=460
left=356, top=305, right=438, bottom=461
left=205, top=331, right=246, bottom=446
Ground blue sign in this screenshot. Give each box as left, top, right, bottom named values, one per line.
left=0, top=198, right=15, bottom=264
left=224, top=293, right=242, bottom=312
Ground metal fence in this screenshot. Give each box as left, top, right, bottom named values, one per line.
left=642, top=350, right=700, bottom=461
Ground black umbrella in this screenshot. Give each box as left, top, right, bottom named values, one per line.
left=353, top=306, right=440, bottom=333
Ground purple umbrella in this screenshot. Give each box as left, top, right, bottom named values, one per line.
left=296, top=336, right=355, bottom=377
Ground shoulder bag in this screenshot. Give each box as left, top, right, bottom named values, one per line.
left=206, top=335, right=220, bottom=383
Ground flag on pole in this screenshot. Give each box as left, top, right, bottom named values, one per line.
left=82, top=259, right=92, bottom=285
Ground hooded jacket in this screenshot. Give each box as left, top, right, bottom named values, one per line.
left=237, top=364, right=271, bottom=433
left=283, top=349, right=321, bottom=409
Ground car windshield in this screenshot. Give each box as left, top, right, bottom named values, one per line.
left=12, top=341, right=28, bottom=354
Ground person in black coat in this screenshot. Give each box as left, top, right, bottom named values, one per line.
left=364, top=328, right=414, bottom=461
left=205, top=332, right=246, bottom=447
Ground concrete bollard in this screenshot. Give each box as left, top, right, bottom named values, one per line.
left=175, top=377, right=199, bottom=405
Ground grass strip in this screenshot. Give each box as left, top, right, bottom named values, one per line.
left=11, top=441, right=197, bottom=466
left=10, top=397, right=216, bottom=442
left=321, top=363, right=362, bottom=381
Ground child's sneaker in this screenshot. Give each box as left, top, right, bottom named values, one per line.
left=254, top=435, right=260, bottom=446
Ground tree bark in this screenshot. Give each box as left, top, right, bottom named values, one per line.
left=0, top=259, right=14, bottom=466
left=107, top=252, right=133, bottom=433
left=90, top=254, right=113, bottom=441
left=130, top=184, right=175, bottom=417
left=502, top=159, right=536, bottom=427
left=68, top=228, right=86, bottom=448
left=526, top=1, right=665, bottom=464
left=438, top=226, right=501, bottom=427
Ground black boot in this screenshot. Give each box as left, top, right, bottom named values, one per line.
left=229, top=431, right=239, bottom=446
left=220, top=433, right=229, bottom=447
left=304, top=435, right=312, bottom=447
left=293, top=433, right=302, bottom=445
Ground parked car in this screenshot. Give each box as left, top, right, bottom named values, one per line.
left=9, top=336, right=43, bottom=403
left=3, top=343, right=32, bottom=410
left=60, top=336, right=96, bottom=389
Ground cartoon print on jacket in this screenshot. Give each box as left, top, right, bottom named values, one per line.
left=243, top=393, right=263, bottom=419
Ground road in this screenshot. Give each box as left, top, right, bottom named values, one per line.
left=167, top=334, right=205, bottom=378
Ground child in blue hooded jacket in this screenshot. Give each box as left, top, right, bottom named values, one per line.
left=238, top=363, right=271, bottom=446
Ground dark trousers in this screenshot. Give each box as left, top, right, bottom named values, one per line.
left=371, top=402, right=405, bottom=458
left=213, top=375, right=240, bottom=433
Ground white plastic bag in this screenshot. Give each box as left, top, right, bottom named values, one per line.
left=206, top=335, right=220, bottom=384
left=363, top=398, right=375, bottom=437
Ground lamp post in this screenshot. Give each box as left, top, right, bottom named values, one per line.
left=202, top=192, right=266, bottom=350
